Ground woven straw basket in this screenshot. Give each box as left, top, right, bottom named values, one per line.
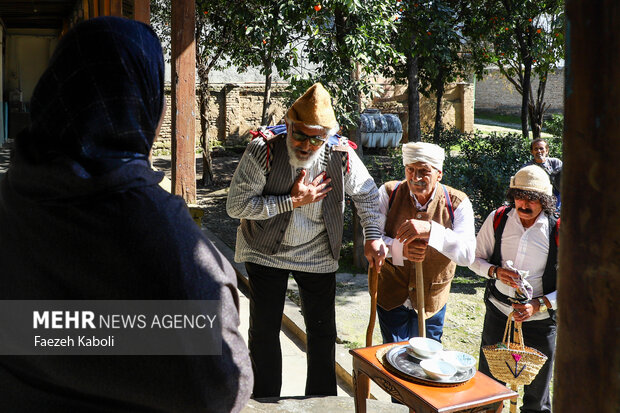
left=482, top=312, right=548, bottom=386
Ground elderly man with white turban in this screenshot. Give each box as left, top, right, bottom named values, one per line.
left=376, top=142, right=476, bottom=342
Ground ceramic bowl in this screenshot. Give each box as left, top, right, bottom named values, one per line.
left=408, top=337, right=443, bottom=359
left=420, top=359, right=457, bottom=381
left=442, top=350, right=477, bottom=372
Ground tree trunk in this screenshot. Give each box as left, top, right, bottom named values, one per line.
left=433, top=75, right=445, bottom=144
left=197, top=81, right=214, bottom=186
left=528, top=74, right=548, bottom=139
left=261, top=69, right=273, bottom=126
left=520, top=62, right=531, bottom=140
left=261, top=7, right=279, bottom=126
left=407, top=52, right=422, bottom=143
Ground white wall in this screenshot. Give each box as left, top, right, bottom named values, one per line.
left=5, top=29, right=59, bottom=106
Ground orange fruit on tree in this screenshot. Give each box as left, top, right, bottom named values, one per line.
left=314, top=4, right=321, bottom=11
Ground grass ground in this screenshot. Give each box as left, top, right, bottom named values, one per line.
left=475, top=109, right=522, bottom=126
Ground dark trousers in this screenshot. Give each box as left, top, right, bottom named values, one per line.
left=377, top=304, right=447, bottom=343
left=245, top=262, right=337, bottom=398
left=478, top=300, right=556, bottom=413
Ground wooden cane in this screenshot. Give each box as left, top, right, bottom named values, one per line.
left=415, top=262, right=426, bottom=338
left=365, top=266, right=379, bottom=347
left=362, top=266, right=379, bottom=398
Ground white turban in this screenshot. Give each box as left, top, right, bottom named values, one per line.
left=402, top=142, right=445, bottom=171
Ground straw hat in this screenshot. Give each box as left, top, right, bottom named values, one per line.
left=510, top=165, right=553, bottom=196
left=286, top=83, right=339, bottom=131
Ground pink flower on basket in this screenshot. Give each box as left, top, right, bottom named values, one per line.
left=512, top=354, right=522, bottom=363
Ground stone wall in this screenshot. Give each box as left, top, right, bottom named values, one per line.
left=475, top=67, right=564, bottom=115
left=155, top=81, right=474, bottom=152
left=371, top=82, right=474, bottom=142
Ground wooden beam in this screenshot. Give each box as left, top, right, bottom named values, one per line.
left=110, top=0, right=122, bottom=17
left=170, top=0, right=196, bottom=203
left=133, top=0, right=150, bottom=25
left=555, top=0, right=620, bottom=411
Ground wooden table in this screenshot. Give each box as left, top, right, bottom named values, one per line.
left=350, top=343, right=517, bottom=413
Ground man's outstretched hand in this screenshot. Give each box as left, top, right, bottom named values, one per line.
left=291, top=170, right=332, bottom=208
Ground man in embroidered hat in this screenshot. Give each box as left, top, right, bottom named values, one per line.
left=375, top=141, right=476, bottom=343
left=469, top=165, right=559, bottom=413
left=227, top=82, right=386, bottom=398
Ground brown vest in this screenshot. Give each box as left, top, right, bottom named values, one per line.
left=377, top=181, right=465, bottom=317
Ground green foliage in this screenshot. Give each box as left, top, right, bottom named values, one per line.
left=394, top=1, right=470, bottom=95
left=460, top=0, right=565, bottom=138
left=441, top=130, right=531, bottom=226
left=288, top=0, right=400, bottom=132
left=544, top=113, right=564, bottom=138
left=228, top=1, right=307, bottom=84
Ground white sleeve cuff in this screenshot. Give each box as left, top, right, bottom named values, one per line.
left=428, top=221, right=445, bottom=251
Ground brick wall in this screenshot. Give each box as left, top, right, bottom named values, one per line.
left=475, top=67, right=564, bottom=115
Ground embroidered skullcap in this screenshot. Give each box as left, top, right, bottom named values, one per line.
left=286, top=83, right=339, bottom=132
left=510, top=165, right=553, bottom=196
left=402, top=142, right=445, bottom=171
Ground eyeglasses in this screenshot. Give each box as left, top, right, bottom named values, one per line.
left=291, top=131, right=327, bottom=147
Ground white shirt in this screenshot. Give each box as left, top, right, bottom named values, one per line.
left=469, top=208, right=557, bottom=320
left=377, top=183, right=476, bottom=267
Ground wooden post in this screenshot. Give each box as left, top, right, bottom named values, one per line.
left=133, top=0, right=150, bottom=25
left=555, top=1, right=620, bottom=411
left=110, top=0, right=122, bottom=16
left=170, top=0, right=196, bottom=203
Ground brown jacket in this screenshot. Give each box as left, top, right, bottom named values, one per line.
left=377, top=181, right=466, bottom=317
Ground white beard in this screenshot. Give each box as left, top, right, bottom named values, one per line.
left=286, top=138, right=324, bottom=169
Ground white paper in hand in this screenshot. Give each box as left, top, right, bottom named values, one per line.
left=391, top=239, right=405, bottom=266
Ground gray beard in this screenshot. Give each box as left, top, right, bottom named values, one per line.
left=286, top=138, right=323, bottom=169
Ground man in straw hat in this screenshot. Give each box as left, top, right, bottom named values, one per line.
left=469, top=165, right=559, bottom=413
left=227, top=83, right=386, bottom=397
left=375, top=142, right=476, bottom=343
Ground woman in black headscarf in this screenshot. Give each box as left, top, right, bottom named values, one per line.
left=0, top=17, right=252, bottom=412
